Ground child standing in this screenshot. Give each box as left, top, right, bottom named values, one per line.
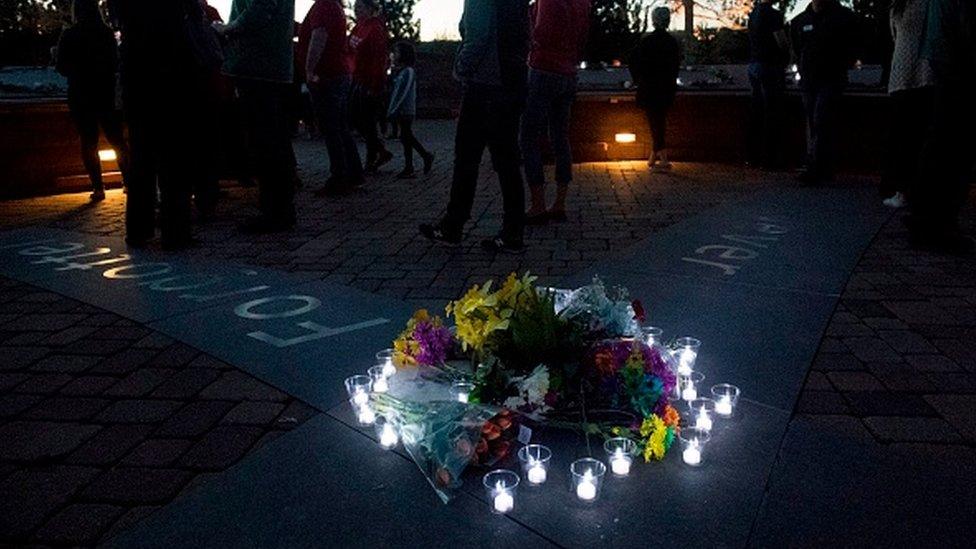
left=387, top=42, right=434, bottom=179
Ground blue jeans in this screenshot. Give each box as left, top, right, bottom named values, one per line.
left=311, top=75, right=363, bottom=181
left=519, top=68, right=576, bottom=187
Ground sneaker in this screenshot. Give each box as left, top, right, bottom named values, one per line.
left=239, top=215, right=294, bottom=234
left=419, top=223, right=462, bottom=245
left=397, top=169, right=416, bottom=180
left=652, top=161, right=672, bottom=174
left=90, top=189, right=106, bottom=202
left=423, top=152, right=435, bottom=175
left=882, top=192, right=907, bottom=209
left=481, top=236, right=524, bottom=254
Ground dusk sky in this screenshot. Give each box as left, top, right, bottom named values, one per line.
left=211, top=0, right=463, bottom=41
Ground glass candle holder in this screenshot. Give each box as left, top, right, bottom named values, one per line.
left=376, top=348, right=396, bottom=377
left=641, top=326, right=664, bottom=347
left=352, top=400, right=376, bottom=426
left=603, top=437, right=636, bottom=477
left=375, top=416, right=399, bottom=449
left=450, top=381, right=475, bottom=403
left=368, top=365, right=389, bottom=393
left=688, top=398, right=716, bottom=432
left=679, top=372, right=705, bottom=402
left=344, top=375, right=372, bottom=406
left=538, top=286, right=574, bottom=314
left=673, top=337, right=701, bottom=375
left=570, top=458, right=607, bottom=503
left=679, top=427, right=710, bottom=467
left=483, top=469, right=520, bottom=514
left=711, top=384, right=741, bottom=417
left=517, top=444, right=552, bottom=486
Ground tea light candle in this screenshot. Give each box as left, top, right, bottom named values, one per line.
left=689, top=398, right=716, bottom=432
left=681, top=372, right=705, bottom=403
left=604, top=437, right=636, bottom=477
left=483, top=470, right=519, bottom=514
left=576, top=470, right=597, bottom=501
left=517, top=444, right=552, bottom=486
left=674, top=337, right=701, bottom=375
left=368, top=365, right=389, bottom=394
left=375, top=349, right=396, bottom=378
left=493, top=482, right=514, bottom=513
left=678, top=427, right=710, bottom=467
left=344, top=375, right=372, bottom=406
left=357, top=405, right=375, bottom=425
left=451, top=381, right=474, bottom=404
left=610, top=449, right=631, bottom=476
left=711, top=384, right=741, bottom=417
left=642, top=326, right=663, bottom=347
left=570, top=458, right=606, bottom=502
left=716, top=396, right=733, bottom=416
left=379, top=422, right=398, bottom=448
left=527, top=461, right=547, bottom=484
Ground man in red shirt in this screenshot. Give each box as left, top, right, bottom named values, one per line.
left=298, top=0, right=364, bottom=195
left=349, top=0, right=392, bottom=172
left=520, top=0, right=590, bottom=225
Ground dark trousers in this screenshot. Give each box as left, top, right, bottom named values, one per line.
left=644, top=106, right=668, bottom=153
left=236, top=78, right=297, bottom=223
left=442, top=85, right=526, bottom=243
left=519, top=68, right=576, bottom=187
left=70, top=107, right=130, bottom=192
left=801, top=81, right=843, bottom=177
left=398, top=116, right=430, bottom=171
left=123, top=74, right=199, bottom=244
left=351, top=85, right=388, bottom=165
left=881, top=87, right=934, bottom=199
left=747, top=62, right=786, bottom=168
left=311, top=75, right=363, bottom=183
left=913, top=83, right=974, bottom=235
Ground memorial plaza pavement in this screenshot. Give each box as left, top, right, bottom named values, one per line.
left=0, top=120, right=974, bottom=547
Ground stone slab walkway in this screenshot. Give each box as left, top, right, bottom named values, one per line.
left=0, top=120, right=973, bottom=546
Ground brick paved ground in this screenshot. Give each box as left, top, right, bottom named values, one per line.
left=0, top=120, right=793, bottom=305
left=0, top=119, right=973, bottom=545
left=798, top=208, right=976, bottom=446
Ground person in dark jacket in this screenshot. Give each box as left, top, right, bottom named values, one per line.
left=114, top=0, right=204, bottom=249
left=420, top=0, right=531, bottom=254
left=789, top=0, right=860, bottom=184
left=746, top=0, right=789, bottom=169
left=56, top=0, right=129, bottom=202
left=219, top=0, right=298, bottom=233
left=629, top=7, right=681, bottom=174
left=910, top=0, right=975, bottom=254
left=520, top=0, right=590, bottom=225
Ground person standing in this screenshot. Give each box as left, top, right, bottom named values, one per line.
left=879, top=0, right=935, bottom=210
left=520, top=0, right=590, bottom=225
left=115, top=0, right=202, bottom=249
left=629, top=7, right=681, bottom=174
left=387, top=42, right=434, bottom=179
left=219, top=0, right=298, bottom=233
left=910, top=0, right=975, bottom=254
left=789, top=0, right=860, bottom=185
left=299, top=0, right=365, bottom=196
left=56, top=0, right=130, bottom=202
left=746, top=0, right=789, bottom=170
left=419, top=0, right=531, bottom=253
left=349, top=0, right=392, bottom=173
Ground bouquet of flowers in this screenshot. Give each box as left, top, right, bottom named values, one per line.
left=381, top=272, right=681, bottom=501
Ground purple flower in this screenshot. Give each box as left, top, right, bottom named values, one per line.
left=413, top=320, right=453, bottom=366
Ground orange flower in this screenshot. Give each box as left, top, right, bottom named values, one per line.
left=662, top=405, right=681, bottom=428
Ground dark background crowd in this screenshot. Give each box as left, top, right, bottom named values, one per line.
left=14, top=0, right=976, bottom=255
